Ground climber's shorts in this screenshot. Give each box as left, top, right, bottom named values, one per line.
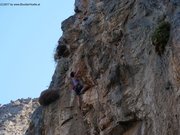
left=75, top=84, right=84, bottom=95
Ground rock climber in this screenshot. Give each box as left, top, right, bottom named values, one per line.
left=70, top=67, right=88, bottom=110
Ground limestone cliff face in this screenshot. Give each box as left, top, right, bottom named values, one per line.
left=26, top=0, right=180, bottom=135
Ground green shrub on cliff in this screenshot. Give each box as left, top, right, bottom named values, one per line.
left=79, top=33, right=83, bottom=40
left=151, top=21, right=171, bottom=55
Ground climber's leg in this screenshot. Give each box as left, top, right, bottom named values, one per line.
left=77, top=95, right=81, bottom=108
left=80, top=84, right=89, bottom=93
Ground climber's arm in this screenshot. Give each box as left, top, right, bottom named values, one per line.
left=74, top=68, right=80, bottom=77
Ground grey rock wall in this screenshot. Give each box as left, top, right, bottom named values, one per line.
left=26, top=0, right=180, bottom=135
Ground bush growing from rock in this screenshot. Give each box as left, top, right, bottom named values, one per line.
left=151, top=21, right=171, bottom=55
left=54, top=44, right=70, bottom=62
left=38, top=89, right=60, bottom=106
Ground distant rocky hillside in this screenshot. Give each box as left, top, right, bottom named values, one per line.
left=0, top=98, right=39, bottom=135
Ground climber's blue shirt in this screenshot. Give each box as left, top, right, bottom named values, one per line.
left=72, top=78, right=79, bottom=84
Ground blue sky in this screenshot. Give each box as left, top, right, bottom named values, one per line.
left=0, top=0, right=75, bottom=105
